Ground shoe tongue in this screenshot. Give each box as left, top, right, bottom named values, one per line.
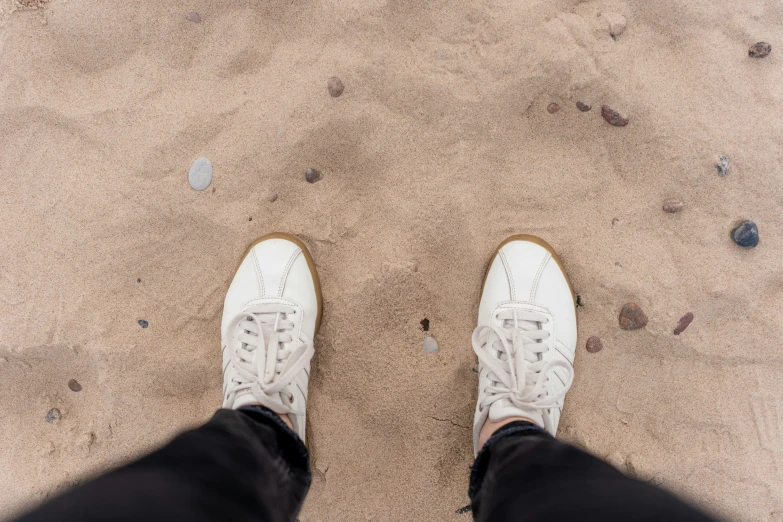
left=488, top=398, right=544, bottom=428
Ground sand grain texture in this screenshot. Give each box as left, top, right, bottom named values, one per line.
left=0, top=1, right=782, bottom=521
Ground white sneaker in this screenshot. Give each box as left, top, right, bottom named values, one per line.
left=472, top=235, right=577, bottom=454
left=221, top=233, right=323, bottom=442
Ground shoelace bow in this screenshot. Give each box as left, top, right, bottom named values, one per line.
left=472, top=309, right=573, bottom=413
left=223, top=304, right=313, bottom=415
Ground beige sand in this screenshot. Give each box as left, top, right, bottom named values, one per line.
left=1, top=0, right=781, bottom=520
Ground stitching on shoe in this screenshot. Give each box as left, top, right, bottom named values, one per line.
left=252, top=249, right=265, bottom=297
left=499, top=250, right=516, bottom=301
left=530, top=253, right=550, bottom=302
left=278, top=248, right=302, bottom=297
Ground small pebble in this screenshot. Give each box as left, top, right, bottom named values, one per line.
left=547, top=103, right=561, bottom=114
left=716, top=155, right=730, bottom=176
left=455, top=505, right=472, bottom=515
left=327, top=76, right=344, bottom=97
left=138, top=319, right=149, bottom=328
left=619, top=303, right=648, bottom=330
left=731, top=220, right=759, bottom=248
left=576, top=101, right=592, bottom=112
left=186, top=11, right=201, bottom=23
left=45, top=408, right=61, bottom=423
left=748, top=42, right=771, bottom=58
left=188, top=157, right=213, bottom=191
left=586, top=336, right=603, bottom=353
left=248, top=217, right=252, bottom=222
left=269, top=194, right=278, bottom=203
left=305, top=168, right=323, bottom=183
left=673, top=312, right=694, bottom=335
left=136, top=278, right=141, bottom=283
left=662, top=200, right=684, bottom=213
left=423, top=336, right=439, bottom=353
left=68, top=379, right=82, bottom=392
left=601, top=105, right=629, bottom=127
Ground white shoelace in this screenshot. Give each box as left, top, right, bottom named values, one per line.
left=223, top=304, right=314, bottom=415
left=472, top=309, right=573, bottom=414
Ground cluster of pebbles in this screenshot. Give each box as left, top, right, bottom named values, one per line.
left=578, top=42, right=770, bottom=355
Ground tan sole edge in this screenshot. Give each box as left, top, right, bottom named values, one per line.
left=480, top=234, right=576, bottom=302
left=239, top=232, right=324, bottom=334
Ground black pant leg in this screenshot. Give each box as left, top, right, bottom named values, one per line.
left=469, top=421, right=719, bottom=522
left=13, top=407, right=310, bottom=522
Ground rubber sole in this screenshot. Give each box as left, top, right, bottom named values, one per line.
left=239, top=232, right=324, bottom=334
left=480, top=234, right=576, bottom=302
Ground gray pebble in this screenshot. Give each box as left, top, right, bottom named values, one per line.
left=423, top=336, right=439, bottom=353
left=186, top=11, right=201, bottom=23
left=45, top=408, right=62, bottom=423
left=68, top=379, right=82, bottom=392
left=731, top=220, right=759, bottom=248
left=189, top=157, right=213, bottom=191
left=138, top=319, right=149, bottom=328
left=716, top=155, right=730, bottom=176
left=305, top=168, right=323, bottom=183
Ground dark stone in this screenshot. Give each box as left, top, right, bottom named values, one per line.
left=586, top=336, right=603, bottom=353
left=748, top=42, right=771, bottom=58
left=305, top=168, right=323, bottom=183
left=68, top=379, right=82, bottom=392
left=327, top=76, right=344, bottom=97
left=138, top=319, right=149, bottom=328
left=420, top=318, right=430, bottom=331
left=732, top=220, right=759, bottom=248
left=601, top=105, right=629, bottom=127
left=547, top=103, right=561, bottom=114
left=576, top=101, right=592, bottom=112
left=619, top=303, right=648, bottom=330
left=45, top=408, right=61, bottom=423
left=136, top=278, right=141, bottom=283
left=663, top=200, right=684, bottom=213
left=673, top=312, right=694, bottom=335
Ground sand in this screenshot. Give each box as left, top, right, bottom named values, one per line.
left=0, top=0, right=781, bottom=520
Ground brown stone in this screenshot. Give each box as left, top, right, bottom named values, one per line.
left=586, top=336, right=603, bottom=353
left=186, top=11, right=201, bottom=23
left=576, top=101, right=592, bottom=112
left=619, top=303, right=648, bottom=330
left=662, top=200, right=684, bottom=213
left=601, top=105, right=629, bottom=127
left=673, top=312, right=694, bottom=335
left=748, top=42, right=771, bottom=58
left=68, top=379, right=82, bottom=392
left=327, top=76, right=344, bottom=97
left=547, top=103, right=561, bottom=114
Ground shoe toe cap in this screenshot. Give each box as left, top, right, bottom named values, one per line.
left=222, top=237, right=320, bottom=339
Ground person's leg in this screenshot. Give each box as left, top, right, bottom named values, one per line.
left=14, top=233, right=323, bottom=522
left=469, top=421, right=718, bottom=521
left=14, top=406, right=310, bottom=522
left=469, top=236, right=717, bottom=521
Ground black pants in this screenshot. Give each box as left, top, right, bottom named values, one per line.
left=13, top=408, right=719, bottom=522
